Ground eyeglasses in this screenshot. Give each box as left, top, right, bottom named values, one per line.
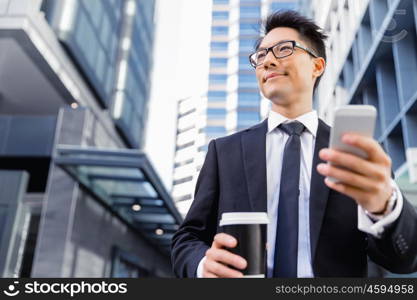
left=249, top=40, right=319, bottom=68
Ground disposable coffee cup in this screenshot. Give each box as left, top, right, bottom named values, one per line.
left=219, top=212, right=269, bottom=278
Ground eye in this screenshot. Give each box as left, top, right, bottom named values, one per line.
left=257, top=51, right=266, bottom=59
left=279, top=46, right=292, bottom=52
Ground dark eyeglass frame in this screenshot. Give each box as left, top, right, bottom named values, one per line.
left=249, top=40, right=319, bottom=68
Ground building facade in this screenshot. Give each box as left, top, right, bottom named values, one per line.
left=172, top=0, right=300, bottom=216
left=0, top=0, right=181, bottom=278
left=309, top=0, right=417, bottom=206
left=304, top=0, right=417, bottom=277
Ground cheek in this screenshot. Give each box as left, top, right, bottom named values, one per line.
left=291, top=65, right=311, bottom=84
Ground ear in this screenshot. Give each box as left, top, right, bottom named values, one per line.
left=312, top=57, right=326, bottom=79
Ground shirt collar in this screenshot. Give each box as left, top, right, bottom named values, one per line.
left=267, top=109, right=318, bottom=137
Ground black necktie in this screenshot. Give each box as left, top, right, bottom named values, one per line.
left=273, top=121, right=305, bottom=277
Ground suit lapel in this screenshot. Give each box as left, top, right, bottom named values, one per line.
left=309, top=119, right=331, bottom=263
left=241, top=119, right=268, bottom=212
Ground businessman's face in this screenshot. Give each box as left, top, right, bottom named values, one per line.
left=254, top=27, right=322, bottom=107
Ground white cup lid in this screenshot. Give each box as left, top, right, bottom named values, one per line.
left=219, top=212, right=269, bottom=226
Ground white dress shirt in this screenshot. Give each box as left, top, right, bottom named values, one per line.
left=196, top=110, right=403, bottom=277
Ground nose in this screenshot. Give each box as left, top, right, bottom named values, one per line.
left=261, top=49, right=277, bottom=68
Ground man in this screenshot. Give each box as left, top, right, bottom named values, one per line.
left=171, top=10, right=417, bottom=278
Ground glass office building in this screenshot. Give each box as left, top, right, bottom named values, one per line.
left=305, top=0, right=417, bottom=277
left=43, top=0, right=155, bottom=148
left=0, top=0, right=181, bottom=278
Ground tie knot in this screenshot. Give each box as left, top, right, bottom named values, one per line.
left=279, top=121, right=305, bottom=136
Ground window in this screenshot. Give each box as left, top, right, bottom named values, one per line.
left=210, top=58, right=228, bottom=68
left=202, top=126, right=227, bottom=135
left=211, top=42, right=228, bottom=51
left=212, top=11, right=229, bottom=20
left=213, top=0, right=229, bottom=4
left=212, top=26, right=229, bottom=36
left=208, top=90, right=227, bottom=101
left=240, top=23, right=260, bottom=35
left=239, top=55, right=252, bottom=70
left=239, top=39, right=256, bottom=51
left=238, top=111, right=260, bottom=126
left=209, top=74, right=228, bottom=85
left=207, top=108, right=227, bottom=116
left=238, top=92, right=260, bottom=107
left=240, top=6, right=261, bottom=18
left=238, top=74, right=258, bottom=88
left=270, top=2, right=297, bottom=12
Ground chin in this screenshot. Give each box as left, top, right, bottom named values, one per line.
left=263, top=89, right=291, bottom=101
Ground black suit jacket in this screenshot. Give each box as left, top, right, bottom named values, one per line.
left=171, top=118, right=417, bottom=277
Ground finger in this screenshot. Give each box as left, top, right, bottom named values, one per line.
left=204, top=259, right=244, bottom=278
left=324, top=177, right=369, bottom=201
left=206, top=247, right=247, bottom=270
left=319, top=148, right=386, bottom=180
left=317, top=163, right=381, bottom=192
left=203, top=271, right=219, bottom=278
left=342, top=133, right=390, bottom=165
left=213, top=233, right=237, bottom=249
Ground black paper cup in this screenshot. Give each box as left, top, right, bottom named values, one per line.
left=219, top=212, right=269, bottom=278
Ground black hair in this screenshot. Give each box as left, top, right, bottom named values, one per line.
left=255, top=10, right=328, bottom=92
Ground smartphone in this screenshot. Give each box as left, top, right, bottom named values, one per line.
left=327, top=105, right=377, bottom=183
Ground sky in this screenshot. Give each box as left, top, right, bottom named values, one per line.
left=145, top=0, right=212, bottom=190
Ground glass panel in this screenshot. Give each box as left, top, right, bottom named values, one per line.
left=212, top=11, right=229, bottom=20
left=239, top=54, right=252, bottom=69
left=238, top=92, right=260, bottom=107
left=207, top=108, right=227, bottom=116
left=203, top=126, right=227, bottom=135
left=240, top=6, right=261, bottom=19
left=211, top=42, right=228, bottom=51
left=209, top=74, right=228, bottom=85
left=92, top=180, right=157, bottom=198
left=239, top=39, right=256, bottom=52
left=208, top=91, right=227, bottom=100
left=270, top=2, right=298, bottom=12
left=210, top=58, right=228, bottom=68
left=237, top=111, right=260, bottom=127
left=212, top=26, right=229, bottom=36
left=74, top=165, right=144, bottom=179
left=238, top=74, right=258, bottom=88
left=240, top=23, right=260, bottom=35
left=213, top=0, right=229, bottom=4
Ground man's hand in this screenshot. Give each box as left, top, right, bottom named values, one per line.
left=203, top=233, right=247, bottom=278
left=317, top=133, right=393, bottom=214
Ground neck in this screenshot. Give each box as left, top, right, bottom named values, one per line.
left=270, top=94, right=313, bottom=119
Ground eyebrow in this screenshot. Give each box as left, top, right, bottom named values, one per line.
left=257, top=39, right=293, bottom=50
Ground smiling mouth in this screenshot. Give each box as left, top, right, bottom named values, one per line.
left=265, top=74, right=287, bottom=82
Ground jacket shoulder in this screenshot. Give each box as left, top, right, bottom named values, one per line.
left=212, top=120, right=267, bottom=147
